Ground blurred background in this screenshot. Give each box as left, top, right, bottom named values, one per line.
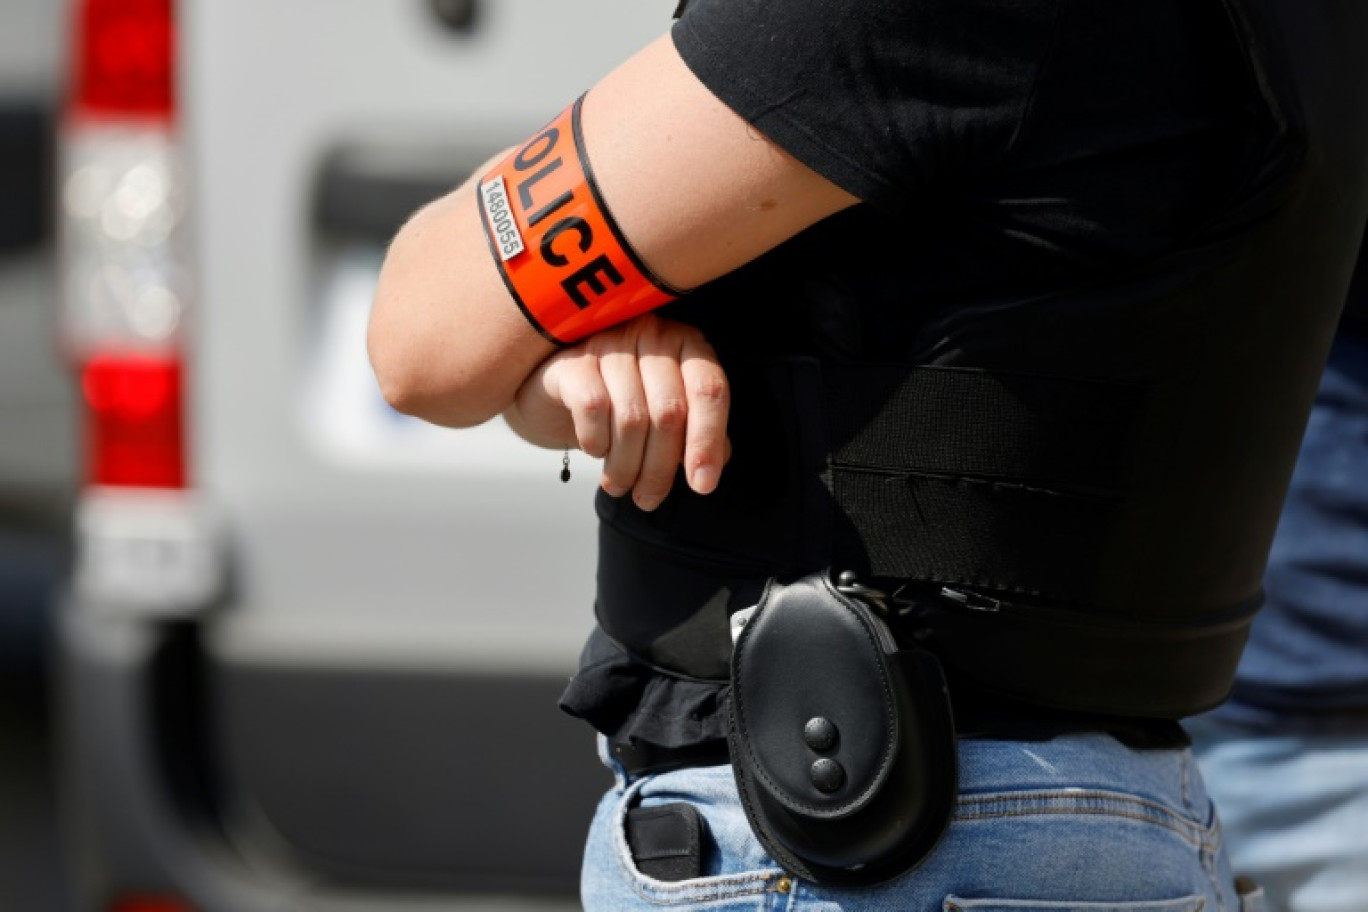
left=1, top=0, right=76, bottom=908
left=0, top=1, right=677, bottom=909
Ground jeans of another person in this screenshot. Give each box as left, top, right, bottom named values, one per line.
left=582, top=733, right=1265, bottom=912
left=1190, top=721, right=1368, bottom=912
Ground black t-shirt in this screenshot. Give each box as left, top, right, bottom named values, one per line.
left=1342, top=234, right=1368, bottom=337
left=674, top=0, right=1250, bottom=282
left=562, top=0, right=1260, bottom=749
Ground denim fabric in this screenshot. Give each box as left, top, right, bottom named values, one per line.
left=1189, top=719, right=1368, bottom=912
left=583, top=734, right=1263, bottom=912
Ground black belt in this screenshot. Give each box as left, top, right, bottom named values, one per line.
left=610, top=706, right=1188, bottom=780
left=610, top=738, right=732, bottom=778
left=597, top=522, right=1250, bottom=724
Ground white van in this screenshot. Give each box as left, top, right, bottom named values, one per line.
left=57, top=2, right=674, bottom=908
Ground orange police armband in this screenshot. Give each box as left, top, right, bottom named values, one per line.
left=477, top=95, right=682, bottom=345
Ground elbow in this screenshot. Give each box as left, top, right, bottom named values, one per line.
left=368, top=342, right=423, bottom=420
left=366, top=216, right=456, bottom=423
left=366, top=307, right=427, bottom=420
left=368, top=344, right=491, bottom=429
left=366, top=293, right=504, bottom=429
left=368, top=216, right=425, bottom=418
left=366, top=273, right=455, bottom=425
left=366, top=195, right=524, bottom=428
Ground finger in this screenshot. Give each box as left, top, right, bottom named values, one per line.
left=680, top=334, right=731, bottom=495
left=633, top=348, right=690, bottom=510
left=551, top=352, right=611, bottom=458
left=598, top=348, right=649, bottom=497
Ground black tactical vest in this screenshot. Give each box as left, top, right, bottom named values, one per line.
left=596, top=0, right=1368, bottom=719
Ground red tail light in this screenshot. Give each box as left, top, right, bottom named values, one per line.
left=81, top=354, right=186, bottom=488
left=73, top=0, right=176, bottom=120
left=65, top=0, right=186, bottom=491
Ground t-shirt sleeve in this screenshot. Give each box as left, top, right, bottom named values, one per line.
left=671, top=0, right=1060, bottom=215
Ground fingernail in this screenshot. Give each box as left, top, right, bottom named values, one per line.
left=603, top=482, right=626, bottom=498
left=635, top=494, right=662, bottom=512
left=689, top=466, right=718, bottom=494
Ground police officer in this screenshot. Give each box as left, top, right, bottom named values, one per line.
left=369, top=0, right=1368, bottom=907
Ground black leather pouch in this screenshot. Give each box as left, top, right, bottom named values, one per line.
left=727, top=573, right=957, bottom=886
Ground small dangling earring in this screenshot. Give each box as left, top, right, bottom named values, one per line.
left=560, top=450, right=571, bottom=483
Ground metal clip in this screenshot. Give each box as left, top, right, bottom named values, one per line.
left=730, top=605, right=759, bottom=645
left=939, top=586, right=1003, bottom=613
left=836, top=570, right=891, bottom=616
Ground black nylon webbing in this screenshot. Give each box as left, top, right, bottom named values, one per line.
left=822, top=364, right=1147, bottom=602
left=833, top=470, right=1118, bottom=600
left=824, top=364, right=1146, bottom=495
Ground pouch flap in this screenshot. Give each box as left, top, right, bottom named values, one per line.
left=729, top=574, right=898, bottom=820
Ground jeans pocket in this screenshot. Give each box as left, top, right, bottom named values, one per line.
left=592, top=769, right=791, bottom=909
left=944, top=895, right=1208, bottom=912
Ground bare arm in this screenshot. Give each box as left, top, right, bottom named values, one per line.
left=367, top=34, right=857, bottom=429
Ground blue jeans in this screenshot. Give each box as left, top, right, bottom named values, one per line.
left=583, top=734, right=1267, bottom=911
left=1189, top=718, right=1368, bottom=912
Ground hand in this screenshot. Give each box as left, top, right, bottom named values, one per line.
left=505, top=314, right=730, bottom=510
